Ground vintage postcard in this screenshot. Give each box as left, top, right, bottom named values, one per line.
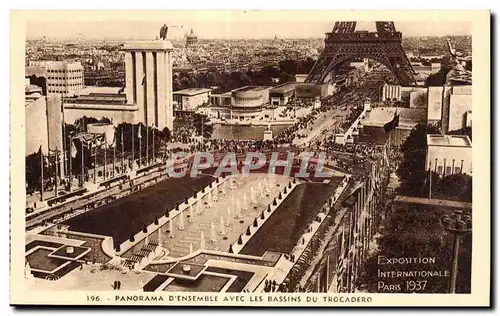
left=10, top=10, right=490, bottom=306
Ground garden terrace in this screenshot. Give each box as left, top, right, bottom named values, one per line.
left=62, top=175, right=214, bottom=248
left=240, top=180, right=341, bottom=256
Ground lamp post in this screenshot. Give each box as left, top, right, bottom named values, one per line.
left=440, top=210, right=472, bottom=293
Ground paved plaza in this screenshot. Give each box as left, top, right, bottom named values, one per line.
left=30, top=264, right=156, bottom=291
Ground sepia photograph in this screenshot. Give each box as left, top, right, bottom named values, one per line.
left=10, top=10, right=490, bottom=306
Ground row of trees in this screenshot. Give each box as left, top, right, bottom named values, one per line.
left=173, top=57, right=316, bottom=92
left=173, top=113, right=214, bottom=143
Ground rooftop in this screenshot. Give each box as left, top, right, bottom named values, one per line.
left=122, top=40, right=174, bottom=51
left=427, top=134, right=472, bottom=147
left=355, top=126, right=389, bottom=145
left=270, top=82, right=297, bottom=94
left=233, top=86, right=269, bottom=92
left=173, top=88, right=212, bottom=96
left=393, top=195, right=472, bottom=210
left=362, top=107, right=426, bottom=127
left=28, top=61, right=83, bottom=69
left=76, top=86, right=123, bottom=96
left=64, top=87, right=127, bottom=105
left=452, top=85, right=472, bottom=95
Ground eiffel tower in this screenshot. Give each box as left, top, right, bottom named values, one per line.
left=306, top=21, right=416, bottom=86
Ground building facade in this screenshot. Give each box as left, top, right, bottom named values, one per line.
left=448, top=86, right=472, bottom=132
left=381, top=83, right=402, bottom=101
left=269, top=83, right=296, bottom=106
left=426, top=134, right=472, bottom=176
left=229, top=86, right=271, bottom=119
left=28, top=61, right=84, bottom=97
left=173, top=88, right=211, bottom=111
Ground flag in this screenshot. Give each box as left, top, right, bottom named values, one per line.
left=383, top=111, right=399, bottom=133
left=102, top=132, right=108, bottom=146
left=74, top=119, right=85, bottom=134
left=137, top=125, right=142, bottom=139
left=336, top=225, right=346, bottom=292
left=70, top=139, right=77, bottom=158
left=39, top=145, right=44, bottom=201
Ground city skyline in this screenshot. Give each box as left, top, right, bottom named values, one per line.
left=27, top=19, right=471, bottom=41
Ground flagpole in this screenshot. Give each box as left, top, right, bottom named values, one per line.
left=93, top=140, right=97, bottom=184
left=152, top=126, right=155, bottom=163
left=429, top=168, right=432, bottom=199
left=164, top=133, right=167, bottom=161
left=68, top=135, right=72, bottom=192
left=139, top=125, right=142, bottom=168
left=40, top=146, right=44, bottom=202
left=81, top=139, right=84, bottom=186
left=62, top=115, right=66, bottom=179
left=132, top=125, right=135, bottom=170
left=121, top=128, right=124, bottom=174
left=54, top=147, right=59, bottom=197
left=104, top=135, right=107, bottom=180
left=146, top=124, right=149, bottom=166
left=113, top=136, right=116, bottom=178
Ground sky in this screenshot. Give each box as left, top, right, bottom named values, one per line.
left=26, top=13, right=471, bottom=40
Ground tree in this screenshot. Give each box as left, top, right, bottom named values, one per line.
left=448, top=127, right=472, bottom=140
left=278, top=71, right=295, bottom=84
left=356, top=202, right=471, bottom=293
left=173, top=77, right=182, bottom=91
left=425, top=67, right=452, bottom=86
left=396, top=121, right=439, bottom=197
left=180, top=77, right=191, bottom=89
left=193, top=113, right=214, bottom=138
left=426, top=173, right=472, bottom=202
left=25, top=150, right=48, bottom=192
left=278, top=59, right=298, bottom=74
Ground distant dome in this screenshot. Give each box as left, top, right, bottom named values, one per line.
left=186, top=29, right=197, bottom=39
left=186, top=29, right=198, bottom=46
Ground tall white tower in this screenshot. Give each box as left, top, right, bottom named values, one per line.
left=122, top=40, right=174, bottom=131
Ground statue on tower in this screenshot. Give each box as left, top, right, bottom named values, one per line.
left=159, top=24, right=168, bottom=41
